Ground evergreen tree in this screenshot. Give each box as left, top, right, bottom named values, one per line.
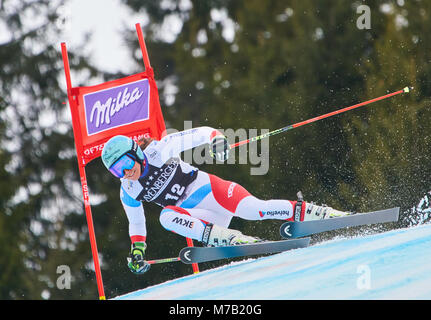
left=0, top=0, right=104, bottom=299
left=344, top=1, right=431, bottom=227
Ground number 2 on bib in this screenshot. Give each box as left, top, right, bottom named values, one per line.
left=165, top=184, right=185, bottom=201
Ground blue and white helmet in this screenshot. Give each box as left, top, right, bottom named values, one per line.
left=101, top=135, right=147, bottom=176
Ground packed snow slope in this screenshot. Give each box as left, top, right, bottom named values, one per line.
left=115, top=223, right=431, bottom=300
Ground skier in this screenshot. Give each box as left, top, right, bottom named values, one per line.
left=101, top=126, right=350, bottom=274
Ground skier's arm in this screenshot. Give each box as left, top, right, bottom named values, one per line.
left=157, top=126, right=228, bottom=161
left=120, top=186, right=147, bottom=243
left=120, top=187, right=150, bottom=274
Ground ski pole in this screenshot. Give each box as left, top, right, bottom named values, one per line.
left=230, top=86, right=412, bottom=149
left=145, top=257, right=181, bottom=265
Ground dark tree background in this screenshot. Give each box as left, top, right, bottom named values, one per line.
left=0, top=0, right=429, bottom=299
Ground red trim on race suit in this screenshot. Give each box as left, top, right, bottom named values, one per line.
left=164, top=205, right=210, bottom=225
left=207, top=174, right=251, bottom=214
left=130, top=235, right=147, bottom=243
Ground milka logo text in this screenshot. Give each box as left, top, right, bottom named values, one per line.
left=90, top=87, right=144, bottom=128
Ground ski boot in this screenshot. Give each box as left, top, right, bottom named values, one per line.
left=295, top=191, right=353, bottom=221
left=303, top=202, right=353, bottom=221
left=201, top=223, right=262, bottom=247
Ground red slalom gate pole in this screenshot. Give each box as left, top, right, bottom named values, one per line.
left=135, top=23, right=151, bottom=70
left=61, top=42, right=106, bottom=300
left=186, top=238, right=200, bottom=274
left=78, top=165, right=106, bottom=300
left=230, top=87, right=412, bottom=149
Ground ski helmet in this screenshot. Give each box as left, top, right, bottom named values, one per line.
left=101, top=135, right=147, bottom=178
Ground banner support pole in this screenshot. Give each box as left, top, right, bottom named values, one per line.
left=135, top=23, right=151, bottom=70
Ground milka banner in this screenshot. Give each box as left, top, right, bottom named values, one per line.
left=84, top=79, right=150, bottom=135
left=69, top=72, right=166, bottom=165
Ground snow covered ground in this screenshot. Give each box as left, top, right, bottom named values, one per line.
left=114, top=223, right=431, bottom=300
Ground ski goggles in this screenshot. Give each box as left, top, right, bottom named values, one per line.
left=109, top=153, right=136, bottom=178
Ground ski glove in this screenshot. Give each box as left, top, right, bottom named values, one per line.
left=209, top=135, right=230, bottom=162
left=127, top=242, right=150, bottom=274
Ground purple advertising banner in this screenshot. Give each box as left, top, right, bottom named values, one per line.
left=83, top=79, right=150, bottom=135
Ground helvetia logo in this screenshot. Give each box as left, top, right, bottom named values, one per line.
left=259, top=210, right=289, bottom=218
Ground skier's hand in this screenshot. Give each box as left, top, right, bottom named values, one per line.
left=209, top=135, right=230, bottom=162
left=127, top=242, right=150, bottom=274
